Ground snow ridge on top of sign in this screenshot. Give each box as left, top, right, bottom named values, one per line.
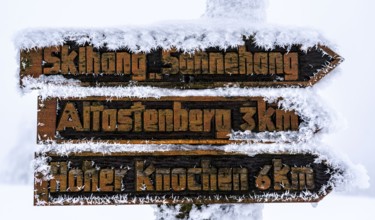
left=15, top=22, right=332, bottom=53
left=18, top=0, right=323, bottom=52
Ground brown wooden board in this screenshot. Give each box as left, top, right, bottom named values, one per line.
left=34, top=151, right=334, bottom=205
left=37, top=96, right=303, bottom=144
left=20, top=38, right=342, bottom=88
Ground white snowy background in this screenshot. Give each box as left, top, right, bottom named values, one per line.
left=0, top=0, right=374, bottom=219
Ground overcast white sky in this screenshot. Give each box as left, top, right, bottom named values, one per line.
left=0, top=0, right=374, bottom=219
left=266, top=0, right=375, bottom=197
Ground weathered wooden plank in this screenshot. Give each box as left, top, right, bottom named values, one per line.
left=37, top=98, right=57, bottom=142
left=20, top=39, right=343, bottom=88
left=20, top=49, right=43, bottom=78
left=34, top=151, right=334, bottom=205
left=37, top=96, right=303, bottom=144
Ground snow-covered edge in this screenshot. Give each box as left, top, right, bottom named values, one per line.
left=38, top=191, right=323, bottom=206
left=31, top=87, right=332, bottom=144
left=33, top=141, right=369, bottom=205
left=15, top=22, right=334, bottom=53
left=35, top=141, right=369, bottom=192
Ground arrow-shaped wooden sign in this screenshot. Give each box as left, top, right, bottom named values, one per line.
left=20, top=38, right=342, bottom=89
left=34, top=151, right=335, bottom=205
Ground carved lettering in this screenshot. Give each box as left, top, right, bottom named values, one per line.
left=52, top=99, right=300, bottom=143
left=291, top=167, right=315, bottom=190
left=225, top=52, right=239, bottom=74
left=91, top=105, right=104, bottom=132
left=255, top=165, right=272, bottom=190
left=50, top=162, right=68, bottom=192
left=269, top=52, right=283, bottom=75
left=238, top=46, right=253, bottom=74
left=131, top=102, right=145, bottom=132
left=55, top=102, right=231, bottom=135
left=101, top=52, right=115, bottom=74
left=276, top=109, right=299, bottom=131
left=162, top=48, right=179, bottom=74
left=240, top=107, right=256, bottom=131
left=61, top=45, right=78, bottom=74
left=158, top=109, right=173, bottom=132
left=171, top=168, right=187, bottom=191
left=100, top=169, right=114, bottom=192
left=84, top=168, right=98, bottom=192
left=218, top=168, right=232, bottom=191
left=118, top=109, right=133, bottom=132
left=43, top=46, right=60, bottom=74
left=254, top=159, right=315, bottom=191
left=254, top=52, right=268, bottom=75
left=215, top=109, right=231, bottom=139
left=56, top=102, right=83, bottom=131
left=32, top=44, right=303, bottom=83
left=132, top=53, right=146, bottom=81
left=257, top=100, right=276, bottom=132
left=284, top=53, right=299, bottom=80
left=43, top=155, right=321, bottom=205
left=136, top=161, right=155, bottom=191
left=179, top=53, right=194, bottom=74
left=189, top=109, right=203, bottom=132
left=233, top=168, right=248, bottom=191
left=209, top=52, right=224, bottom=74
left=68, top=169, right=83, bottom=192
left=173, top=102, right=188, bottom=131
left=203, top=109, right=215, bottom=133
left=102, top=109, right=117, bottom=132
left=114, top=169, right=128, bottom=192
left=273, top=159, right=291, bottom=190
left=49, top=161, right=128, bottom=194
left=187, top=168, right=202, bottom=191
left=83, top=102, right=91, bottom=131
left=78, top=47, right=86, bottom=73
left=86, top=46, right=100, bottom=73
left=194, top=51, right=209, bottom=74
left=116, top=52, right=131, bottom=74
left=202, top=160, right=217, bottom=191
left=134, top=160, right=249, bottom=192
left=144, top=109, right=158, bottom=132
left=156, top=168, right=170, bottom=191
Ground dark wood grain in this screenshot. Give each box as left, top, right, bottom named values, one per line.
left=37, top=96, right=302, bottom=144
left=20, top=38, right=343, bottom=88
left=34, top=151, right=334, bottom=205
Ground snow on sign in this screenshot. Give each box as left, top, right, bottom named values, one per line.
left=34, top=151, right=335, bottom=205
left=20, top=39, right=342, bottom=88
left=37, top=96, right=308, bottom=144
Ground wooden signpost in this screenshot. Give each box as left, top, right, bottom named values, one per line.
left=23, top=5, right=343, bottom=206
left=34, top=151, right=333, bottom=205
left=28, top=36, right=343, bottom=205
left=37, top=96, right=302, bottom=144
left=20, top=39, right=342, bottom=88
